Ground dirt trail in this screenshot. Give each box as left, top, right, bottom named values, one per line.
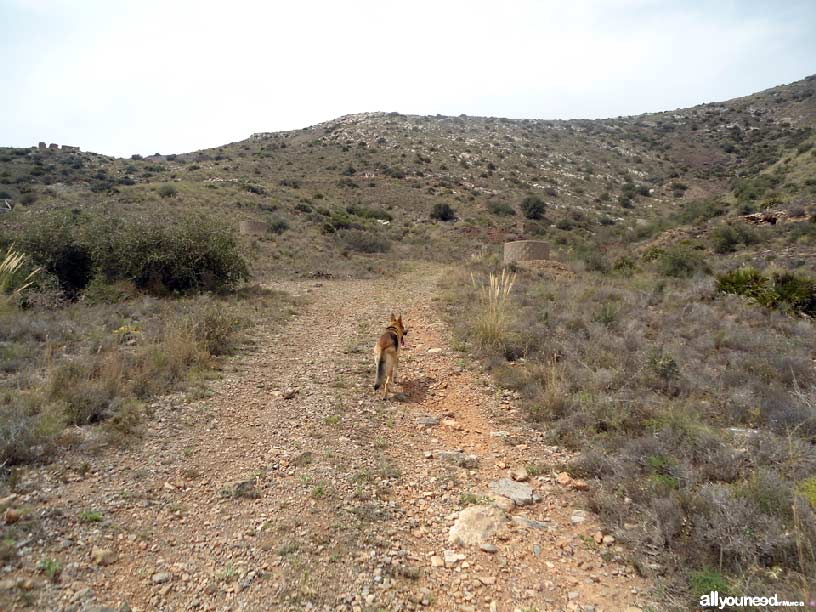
left=3, top=264, right=653, bottom=611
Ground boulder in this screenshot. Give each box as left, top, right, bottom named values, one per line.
left=448, top=505, right=508, bottom=547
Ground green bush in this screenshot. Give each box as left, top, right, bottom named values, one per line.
left=520, top=195, right=546, bottom=220
left=17, top=212, right=95, bottom=296
left=91, top=216, right=249, bottom=294
left=772, top=271, right=816, bottom=316
left=268, top=217, right=289, bottom=234
left=673, top=199, right=727, bottom=225
left=657, top=245, right=709, bottom=278
left=321, top=210, right=355, bottom=233
left=689, top=568, right=730, bottom=598
left=732, top=173, right=781, bottom=202
left=582, top=251, right=610, bottom=273
left=158, top=184, right=177, bottom=199
left=710, top=223, right=761, bottom=254
left=83, top=276, right=137, bottom=305
left=17, top=211, right=249, bottom=296
left=612, top=256, right=636, bottom=276
left=618, top=195, right=633, bottom=208
left=346, top=203, right=392, bottom=221
left=431, top=202, right=456, bottom=221
left=338, top=230, right=390, bottom=253
left=487, top=201, right=516, bottom=216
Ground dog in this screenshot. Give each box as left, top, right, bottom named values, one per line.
left=373, top=313, right=408, bottom=400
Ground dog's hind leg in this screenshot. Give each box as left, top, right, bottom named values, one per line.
left=382, top=354, right=394, bottom=400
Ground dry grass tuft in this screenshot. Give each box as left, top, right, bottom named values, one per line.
left=470, top=268, right=516, bottom=350
left=0, top=246, right=39, bottom=309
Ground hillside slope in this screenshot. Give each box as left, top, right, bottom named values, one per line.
left=2, top=75, right=814, bottom=278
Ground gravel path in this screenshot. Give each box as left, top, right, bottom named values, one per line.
left=2, top=264, right=653, bottom=611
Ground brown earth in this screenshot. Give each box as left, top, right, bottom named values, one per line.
left=1, top=264, right=655, bottom=611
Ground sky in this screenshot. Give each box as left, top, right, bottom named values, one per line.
left=2, top=0, right=815, bottom=158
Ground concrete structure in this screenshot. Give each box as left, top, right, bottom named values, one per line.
left=503, top=240, right=550, bottom=265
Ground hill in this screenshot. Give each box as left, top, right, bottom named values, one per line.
left=1, top=75, right=815, bottom=610
left=2, top=75, right=814, bottom=279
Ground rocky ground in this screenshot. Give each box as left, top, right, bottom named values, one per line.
left=0, top=264, right=655, bottom=611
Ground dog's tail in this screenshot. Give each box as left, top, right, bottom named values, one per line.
left=373, top=350, right=386, bottom=390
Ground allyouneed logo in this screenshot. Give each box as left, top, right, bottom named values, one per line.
left=700, top=591, right=814, bottom=609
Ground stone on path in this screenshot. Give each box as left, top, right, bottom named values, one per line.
left=91, top=547, right=117, bottom=566
left=556, top=471, right=572, bottom=486
left=435, top=450, right=479, bottom=469
left=489, top=495, right=515, bottom=512
left=511, top=515, right=551, bottom=530
left=443, top=549, right=466, bottom=567
left=510, top=467, right=529, bottom=482
left=448, top=505, right=508, bottom=546
left=415, top=416, right=439, bottom=426
left=489, top=478, right=537, bottom=506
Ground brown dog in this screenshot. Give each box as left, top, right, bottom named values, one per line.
left=373, top=313, right=408, bottom=400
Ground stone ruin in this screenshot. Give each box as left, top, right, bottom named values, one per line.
left=36, top=142, right=80, bottom=152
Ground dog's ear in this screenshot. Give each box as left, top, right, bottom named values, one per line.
left=398, top=313, right=403, bottom=325
left=390, top=312, right=396, bottom=321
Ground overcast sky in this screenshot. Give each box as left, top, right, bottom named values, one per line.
left=2, top=0, right=814, bottom=158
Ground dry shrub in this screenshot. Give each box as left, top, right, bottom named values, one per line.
left=47, top=352, right=125, bottom=425
left=690, top=483, right=794, bottom=570
left=0, top=393, right=63, bottom=464
left=130, top=324, right=209, bottom=398
left=528, top=356, right=574, bottom=423
left=453, top=261, right=816, bottom=602
left=101, top=398, right=144, bottom=443
left=192, top=303, right=243, bottom=356
left=7, top=293, right=253, bottom=459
